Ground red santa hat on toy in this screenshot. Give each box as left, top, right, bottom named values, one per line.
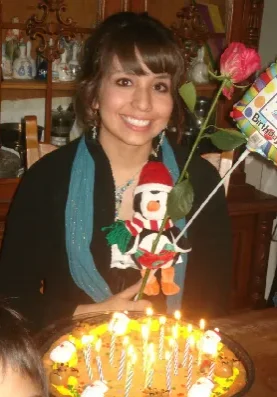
left=134, top=161, right=174, bottom=195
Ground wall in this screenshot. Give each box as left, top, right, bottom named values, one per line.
left=245, top=0, right=277, bottom=299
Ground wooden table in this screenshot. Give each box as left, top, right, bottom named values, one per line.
left=211, top=308, right=277, bottom=396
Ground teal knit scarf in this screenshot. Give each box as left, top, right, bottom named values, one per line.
left=65, top=136, right=187, bottom=312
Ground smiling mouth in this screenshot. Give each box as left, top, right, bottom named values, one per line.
left=122, top=115, right=151, bottom=127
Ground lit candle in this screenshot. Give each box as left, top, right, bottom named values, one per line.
left=182, top=326, right=193, bottom=368
left=117, top=336, right=129, bottom=381
left=187, top=353, right=193, bottom=391
left=172, top=326, right=179, bottom=376
left=144, top=348, right=155, bottom=389
left=95, top=339, right=104, bottom=382
left=109, top=312, right=130, bottom=366
left=81, top=335, right=94, bottom=381
left=158, top=316, right=166, bottom=360
left=165, top=351, right=172, bottom=392
left=146, top=307, right=153, bottom=329
left=174, top=310, right=181, bottom=328
left=142, top=324, right=149, bottom=372
left=124, top=353, right=136, bottom=397
left=186, top=337, right=195, bottom=391
left=198, top=319, right=206, bottom=366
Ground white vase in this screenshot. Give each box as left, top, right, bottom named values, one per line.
left=12, top=43, right=32, bottom=79
left=69, top=43, right=80, bottom=80
left=190, top=46, right=209, bottom=84
left=58, top=50, right=72, bottom=82
left=26, top=40, right=36, bottom=78
left=1, top=43, right=12, bottom=79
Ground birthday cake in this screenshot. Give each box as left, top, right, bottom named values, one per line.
left=42, top=311, right=251, bottom=397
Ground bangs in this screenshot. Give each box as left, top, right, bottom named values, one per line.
left=102, top=24, right=182, bottom=78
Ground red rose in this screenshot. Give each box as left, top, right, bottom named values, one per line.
left=220, top=42, right=261, bottom=99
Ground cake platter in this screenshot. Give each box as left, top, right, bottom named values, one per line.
left=36, top=311, right=255, bottom=397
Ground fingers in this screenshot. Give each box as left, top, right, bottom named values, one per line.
left=118, top=280, right=143, bottom=300
left=128, top=299, right=152, bottom=312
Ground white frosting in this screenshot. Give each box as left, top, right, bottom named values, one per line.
left=109, top=313, right=130, bottom=335
left=81, top=381, right=109, bottom=397
left=199, top=330, right=221, bottom=355
left=188, top=377, right=214, bottom=397
left=49, top=341, right=76, bottom=363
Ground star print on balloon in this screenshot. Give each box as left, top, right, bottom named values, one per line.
left=233, top=62, right=277, bottom=163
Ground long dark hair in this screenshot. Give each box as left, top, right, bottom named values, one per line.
left=75, top=12, right=185, bottom=134
left=0, top=303, right=48, bottom=396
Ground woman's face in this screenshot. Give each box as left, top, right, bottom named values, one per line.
left=96, top=54, right=173, bottom=148
left=0, top=365, right=42, bottom=397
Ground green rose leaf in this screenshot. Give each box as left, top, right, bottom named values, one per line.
left=210, top=129, right=247, bottom=150
left=179, top=82, right=196, bottom=113
left=167, top=179, right=194, bottom=222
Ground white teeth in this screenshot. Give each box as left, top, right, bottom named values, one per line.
left=122, top=116, right=150, bottom=127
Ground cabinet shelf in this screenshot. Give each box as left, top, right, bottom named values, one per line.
left=1, top=80, right=76, bottom=92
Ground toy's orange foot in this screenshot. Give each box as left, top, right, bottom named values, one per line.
left=161, top=282, right=180, bottom=295
left=144, top=281, right=160, bottom=296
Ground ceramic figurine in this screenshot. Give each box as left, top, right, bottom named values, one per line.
left=12, top=43, right=32, bottom=80
left=1, top=43, right=12, bottom=79
left=5, top=16, right=22, bottom=63
left=69, top=43, right=80, bottom=80
left=58, top=50, right=72, bottom=81
left=26, top=41, right=36, bottom=78
left=190, top=46, right=209, bottom=84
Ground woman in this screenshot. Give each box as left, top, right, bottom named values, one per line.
left=0, top=12, right=232, bottom=332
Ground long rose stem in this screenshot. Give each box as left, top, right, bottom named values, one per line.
left=136, top=80, right=227, bottom=300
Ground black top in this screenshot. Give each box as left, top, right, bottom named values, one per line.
left=0, top=136, right=232, bottom=332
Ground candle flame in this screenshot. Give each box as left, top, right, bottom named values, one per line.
left=169, top=338, right=174, bottom=348
left=146, top=307, right=154, bottom=317
left=131, top=353, right=137, bottom=365
left=147, top=342, right=155, bottom=355
left=200, top=319, right=206, bottom=330
left=142, top=324, right=149, bottom=340
left=172, top=325, right=179, bottom=339
left=81, top=335, right=94, bottom=345
left=189, top=335, right=195, bottom=348
left=95, top=339, right=102, bottom=353
left=159, top=316, right=166, bottom=325
left=174, top=310, right=181, bottom=321
left=187, top=324, right=193, bottom=334
left=123, top=336, right=129, bottom=347
left=127, top=345, right=134, bottom=356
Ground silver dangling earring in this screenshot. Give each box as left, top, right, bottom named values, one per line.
left=92, top=125, right=98, bottom=140
left=153, top=129, right=166, bottom=157
left=91, top=108, right=100, bottom=140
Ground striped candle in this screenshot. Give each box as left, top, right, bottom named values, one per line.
left=182, top=325, right=193, bottom=368
left=109, top=332, right=116, bottom=365
left=124, top=354, right=136, bottom=397
left=158, top=316, right=166, bottom=360
left=117, top=336, right=129, bottom=381
left=165, top=351, right=172, bottom=392
left=186, top=353, right=193, bottom=391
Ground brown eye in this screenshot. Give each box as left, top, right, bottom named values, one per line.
left=116, top=78, right=132, bottom=86
left=154, top=82, right=169, bottom=92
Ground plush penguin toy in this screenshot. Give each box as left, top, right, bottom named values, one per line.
left=125, top=161, right=191, bottom=296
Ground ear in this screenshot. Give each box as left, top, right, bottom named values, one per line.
left=92, top=101, right=99, bottom=110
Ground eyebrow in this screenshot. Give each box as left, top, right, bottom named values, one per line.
left=109, top=70, right=171, bottom=78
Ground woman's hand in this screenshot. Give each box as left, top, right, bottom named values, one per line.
left=74, top=280, right=151, bottom=316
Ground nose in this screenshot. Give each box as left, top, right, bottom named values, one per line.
left=132, top=86, right=152, bottom=112
left=147, top=201, right=160, bottom=212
